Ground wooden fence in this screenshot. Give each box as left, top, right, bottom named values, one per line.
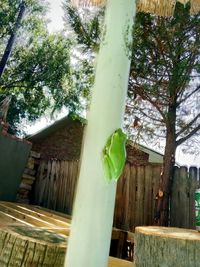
left=33, top=160, right=162, bottom=231
left=33, top=160, right=79, bottom=215
left=170, top=166, right=199, bottom=229
left=32, top=161, right=200, bottom=232
left=113, top=163, right=162, bottom=231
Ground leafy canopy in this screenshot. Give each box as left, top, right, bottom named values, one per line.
left=0, top=0, right=83, bottom=134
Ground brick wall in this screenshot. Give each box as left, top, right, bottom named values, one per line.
left=29, top=117, right=152, bottom=164
left=126, top=144, right=149, bottom=165
left=31, top=119, right=84, bottom=161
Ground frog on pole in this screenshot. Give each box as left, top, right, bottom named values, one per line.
left=102, top=128, right=127, bottom=182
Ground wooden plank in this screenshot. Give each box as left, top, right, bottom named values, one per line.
left=171, top=166, right=189, bottom=228
left=144, top=165, right=153, bottom=225
left=47, top=161, right=55, bottom=209
left=189, top=167, right=198, bottom=229
left=0, top=203, right=57, bottom=228
left=0, top=210, right=34, bottom=227
left=170, top=166, right=180, bottom=227
left=0, top=202, right=71, bottom=236
left=129, top=164, right=136, bottom=230
left=0, top=201, right=135, bottom=265
left=151, top=165, right=161, bottom=223
left=111, top=228, right=127, bottom=259
left=69, top=161, right=79, bottom=214
left=135, top=166, right=145, bottom=226
left=122, top=164, right=131, bottom=230
left=33, top=160, right=79, bottom=215
left=23, top=204, right=72, bottom=222
left=108, top=257, right=134, bottom=267
left=179, top=166, right=190, bottom=228
left=1, top=202, right=70, bottom=227
left=34, top=160, right=47, bottom=205
left=56, top=161, right=65, bottom=211
left=0, top=211, right=25, bottom=226
left=113, top=164, right=127, bottom=229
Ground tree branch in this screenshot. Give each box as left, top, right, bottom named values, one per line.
left=176, top=113, right=200, bottom=138
left=176, top=124, right=200, bottom=146
left=177, top=85, right=200, bottom=107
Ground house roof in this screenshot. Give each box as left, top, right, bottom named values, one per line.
left=27, top=114, right=86, bottom=142
left=137, top=143, right=163, bottom=164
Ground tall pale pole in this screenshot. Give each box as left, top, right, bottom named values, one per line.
left=65, top=0, right=136, bottom=266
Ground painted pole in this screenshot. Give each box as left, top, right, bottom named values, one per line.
left=65, top=1, right=136, bottom=266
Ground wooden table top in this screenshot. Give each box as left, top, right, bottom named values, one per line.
left=108, top=257, right=134, bottom=267
left=0, top=201, right=134, bottom=267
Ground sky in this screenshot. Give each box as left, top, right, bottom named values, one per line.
left=46, top=0, right=64, bottom=32
left=27, top=0, right=200, bottom=167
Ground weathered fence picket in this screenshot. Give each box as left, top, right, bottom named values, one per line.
left=170, top=166, right=199, bottom=229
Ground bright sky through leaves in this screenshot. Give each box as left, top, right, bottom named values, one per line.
left=47, top=0, right=64, bottom=32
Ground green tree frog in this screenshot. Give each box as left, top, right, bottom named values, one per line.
left=102, top=128, right=127, bottom=182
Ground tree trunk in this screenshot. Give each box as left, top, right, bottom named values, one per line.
left=0, top=225, right=66, bottom=267
left=65, top=1, right=135, bottom=266
left=154, top=105, right=176, bottom=226
left=0, top=1, right=26, bottom=78
left=134, top=226, right=200, bottom=267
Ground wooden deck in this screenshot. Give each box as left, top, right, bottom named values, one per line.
left=0, top=201, right=134, bottom=267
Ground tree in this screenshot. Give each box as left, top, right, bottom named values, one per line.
left=127, top=3, right=200, bottom=225
left=0, top=1, right=26, bottom=77
left=0, top=0, right=81, bottom=134
left=63, top=2, right=200, bottom=225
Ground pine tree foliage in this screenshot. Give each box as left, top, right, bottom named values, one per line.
left=127, top=3, right=200, bottom=153
left=64, top=2, right=200, bottom=155
left=63, top=2, right=102, bottom=51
